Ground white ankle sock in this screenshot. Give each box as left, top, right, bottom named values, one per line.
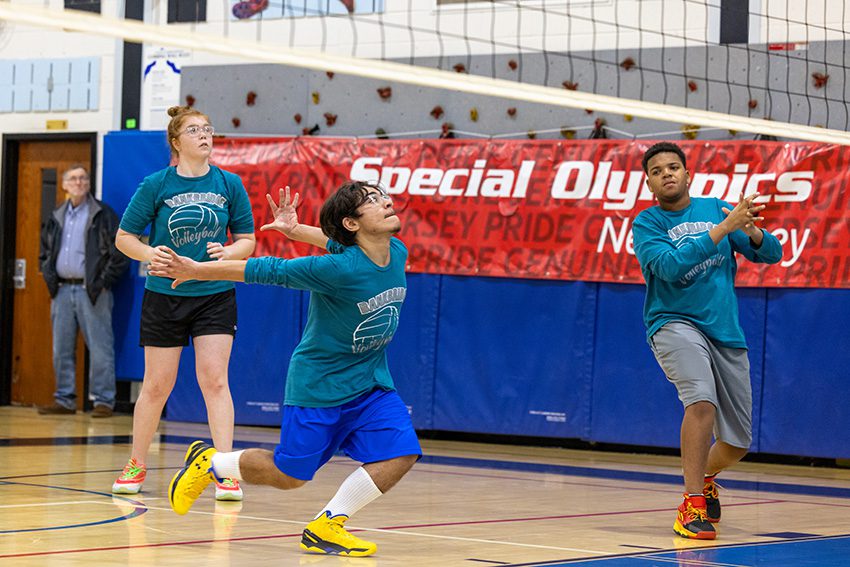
left=315, top=467, right=382, bottom=520
left=211, top=450, right=245, bottom=481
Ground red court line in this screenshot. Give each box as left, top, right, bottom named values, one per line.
left=0, top=499, right=786, bottom=560
left=376, top=500, right=783, bottom=530
left=0, top=532, right=301, bottom=559
left=769, top=497, right=850, bottom=509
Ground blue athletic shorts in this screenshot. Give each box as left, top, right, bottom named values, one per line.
left=273, top=388, right=422, bottom=481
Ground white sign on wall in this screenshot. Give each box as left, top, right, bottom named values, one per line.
left=141, top=46, right=191, bottom=130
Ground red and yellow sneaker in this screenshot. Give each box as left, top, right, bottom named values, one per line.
left=673, top=494, right=716, bottom=540
left=703, top=474, right=721, bottom=523
left=112, top=458, right=146, bottom=494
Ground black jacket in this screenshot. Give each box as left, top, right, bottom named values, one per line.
left=40, top=195, right=129, bottom=305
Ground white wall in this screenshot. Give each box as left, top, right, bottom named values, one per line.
left=0, top=0, right=126, bottom=196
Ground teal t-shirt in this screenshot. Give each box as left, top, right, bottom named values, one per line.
left=120, top=165, right=255, bottom=296
left=245, top=238, right=408, bottom=407
left=633, top=197, right=783, bottom=348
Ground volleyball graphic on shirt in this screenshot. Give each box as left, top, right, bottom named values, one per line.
left=352, top=305, right=399, bottom=353
left=167, top=204, right=222, bottom=248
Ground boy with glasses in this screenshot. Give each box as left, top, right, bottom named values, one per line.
left=150, top=181, right=420, bottom=557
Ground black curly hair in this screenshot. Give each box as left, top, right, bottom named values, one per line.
left=319, top=180, right=385, bottom=246
left=641, top=142, right=687, bottom=173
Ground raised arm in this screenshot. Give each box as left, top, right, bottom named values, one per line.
left=708, top=191, right=766, bottom=245
left=261, top=186, right=328, bottom=250
left=148, top=247, right=247, bottom=288
left=633, top=216, right=718, bottom=282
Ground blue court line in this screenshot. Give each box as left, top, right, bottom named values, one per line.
left=0, top=481, right=146, bottom=534
left=166, top=434, right=850, bottom=500
left=183, top=435, right=850, bottom=500
left=415, top=454, right=850, bottom=500
left=503, top=533, right=850, bottom=566
left=0, top=435, right=133, bottom=447
left=4, top=433, right=850, bottom=501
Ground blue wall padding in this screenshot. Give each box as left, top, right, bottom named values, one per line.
left=760, top=289, right=850, bottom=459
left=432, top=276, right=597, bottom=438
left=103, top=131, right=171, bottom=381
left=101, top=131, right=850, bottom=460
left=386, top=273, right=440, bottom=430
left=165, top=283, right=304, bottom=426
left=590, top=286, right=770, bottom=452
left=102, top=130, right=171, bottom=214
left=736, top=288, right=768, bottom=455
left=590, top=283, right=682, bottom=448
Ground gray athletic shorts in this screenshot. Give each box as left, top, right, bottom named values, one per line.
left=649, top=320, right=752, bottom=449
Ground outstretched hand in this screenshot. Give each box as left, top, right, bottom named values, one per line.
left=721, top=191, right=765, bottom=238
left=148, top=245, right=195, bottom=289
left=261, top=186, right=301, bottom=237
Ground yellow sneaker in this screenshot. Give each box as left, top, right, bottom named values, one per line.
left=300, top=512, right=377, bottom=557
left=168, top=441, right=217, bottom=515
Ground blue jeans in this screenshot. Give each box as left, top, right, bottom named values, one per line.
left=50, top=284, right=116, bottom=409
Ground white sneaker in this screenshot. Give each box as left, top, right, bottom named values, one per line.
left=214, top=477, right=243, bottom=501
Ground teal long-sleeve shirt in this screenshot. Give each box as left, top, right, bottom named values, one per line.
left=633, top=197, right=783, bottom=348
left=244, top=238, right=408, bottom=407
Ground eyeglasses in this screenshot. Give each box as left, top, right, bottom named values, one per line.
left=65, top=175, right=89, bottom=183
left=363, top=191, right=391, bottom=205
left=180, top=125, right=215, bottom=137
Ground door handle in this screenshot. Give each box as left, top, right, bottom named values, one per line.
left=13, top=258, right=25, bottom=289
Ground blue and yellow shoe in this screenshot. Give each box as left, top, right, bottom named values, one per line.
left=703, top=474, right=721, bottom=523
left=300, top=511, right=377, bottom=556
left=168, top=441, right=217, bottom=515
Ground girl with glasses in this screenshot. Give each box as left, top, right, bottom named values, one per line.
left=112, top=105, right=256, bottom=502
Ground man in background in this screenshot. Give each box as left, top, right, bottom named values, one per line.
left=38, top=164, right=129, bottom=417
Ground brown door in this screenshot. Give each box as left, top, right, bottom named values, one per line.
left=11, top=140, right=91, bottom=408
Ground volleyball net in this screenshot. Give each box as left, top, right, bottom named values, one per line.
left=1, top=0, right=849, bottom=143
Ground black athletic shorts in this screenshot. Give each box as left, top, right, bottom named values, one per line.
left=139, top=288, right=237, bottom=347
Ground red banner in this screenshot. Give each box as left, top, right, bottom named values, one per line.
left=212, top=138, right=850, bottom=288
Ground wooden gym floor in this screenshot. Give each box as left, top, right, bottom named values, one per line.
left=2, top=406, right=849, bottom=566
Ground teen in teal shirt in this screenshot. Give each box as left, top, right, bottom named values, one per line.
left=156, top=182, right=420, bottom=558
left=633, top=142, right=783, bottom=541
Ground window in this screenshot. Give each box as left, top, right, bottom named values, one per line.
left=64, top=0, right=101, bottom=14
left=168, top=0, right=207, bottom=23
left=229, top=0, right=384, bottom=21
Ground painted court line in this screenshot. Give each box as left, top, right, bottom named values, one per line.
left=359, top=526, right=609, bottom=555
left=141, top=502, right=606, bottom=554
left=0, top=497, right=162, bottom=510
left=504, top=534, right=850, bottom=567
left=0, top=533, right=302, bottom=560
left=634, top=556, right=750, bottom=567
left=0, top=500, right=105, bottom=509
